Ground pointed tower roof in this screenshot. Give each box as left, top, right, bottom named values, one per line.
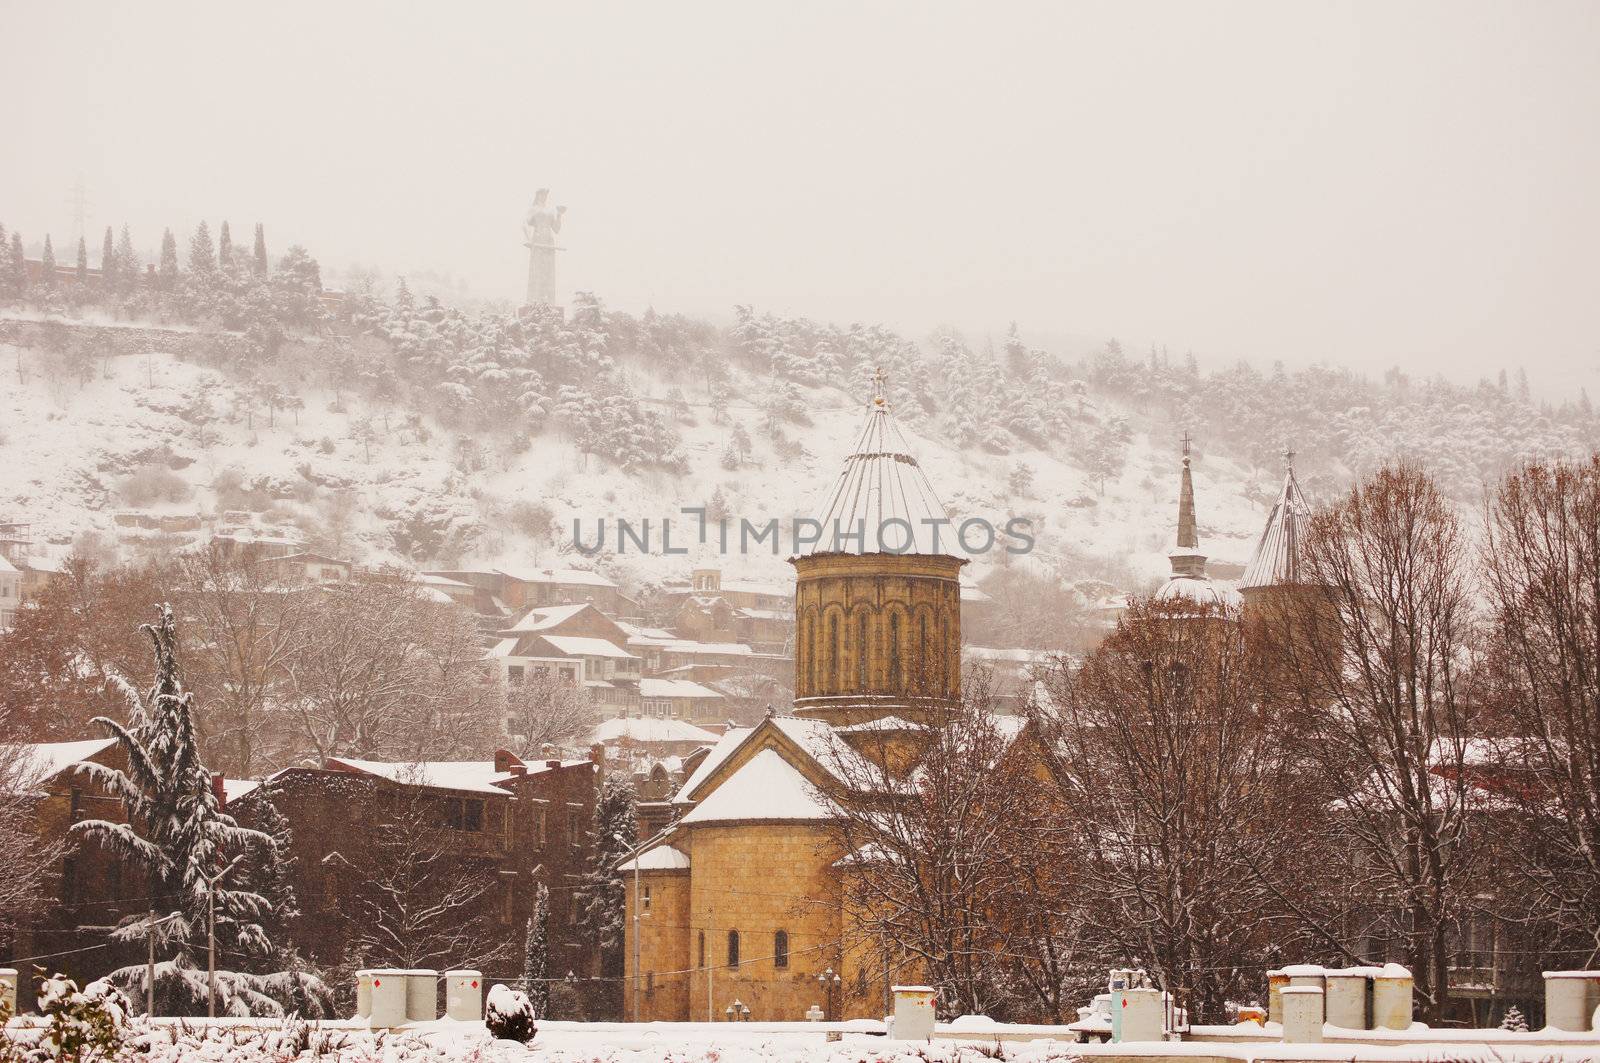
left=797, top=369, right=956, bottom=556
left=1156, top=434, right=1236, bottom=609
left=1240, top=447, right=1312, bottom=590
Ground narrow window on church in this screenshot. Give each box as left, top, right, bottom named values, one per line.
left=728, top=929, right=741, bottom=968
left=917, top=614, right=928, bottom=692
left=856, top=614, right=868, bottom=689
left=941, top=617, right=951, bottom=692
left=889, top=612, right=902, bottom=688
left=642, top=885, right=651, bottom=912
left=802, top=616, right=813, bottom=693
left=698, top=931, right=706, bottom=969
left=829, top=615, right=841, bottom=692
left=774, top=930, right=789, bottom=968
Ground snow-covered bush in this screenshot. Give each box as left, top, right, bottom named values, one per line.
left=1499, top=1004, right=1530, bottom=1032
left=484, top=983, right=537, bottom=1044
left=7, top=974, right=130, bottom=1062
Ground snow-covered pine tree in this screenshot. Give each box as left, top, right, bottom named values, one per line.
left=1499, top=1005, right=1529, bottom=1032
left=71, top=605, right=274, bottom=1014
left=252, top=223, right=268, bottom=274
left=40, top=234, right=56, bottom=287
left=188, top=221, right=215, bottom=276
left=523, top=883, right=551, bottom=1018
left=116, top=225, right=138, bottom=283
left=7, top=233, right=24, bottom=296
left=158, top=229, right=179, bottom=289
left=100, top=226, right=117, bottom=293
left=218, top=221, right=232, bottom=272
left=575, top=776, right=637, bottom=1020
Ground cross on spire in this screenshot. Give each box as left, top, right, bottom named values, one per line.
left=1181, top=430, right=1193, bottom=465
left=1282, top=444, right=1296, bottom=470
left=871, top=366, right=888, bottom=408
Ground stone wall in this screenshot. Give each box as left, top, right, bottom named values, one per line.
left=0, top=316, right=251, bottom=363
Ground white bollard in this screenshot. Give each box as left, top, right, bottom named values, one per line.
left=445, top=970, right=483, bottom=1022
left=1323, top=968, right=1374, bottom=1030
left=1372, top=963, right=1413, bottom=1031
left=368, top=969, right=408, bottom=1028
left=1544, top=971, right=1598, bottom=1032
left=405, top=970, right=439, bottom=1023
left=1266, top=969, right=1289, bottom=1025
left=1280, top=986, right=1324, bottom=1043
left=355, top=970, right=373, bottom=1019
left=1117, top=986, right=1164, bottom=1043
left=1284, top=964, right=1327, bottom=994
left=892, top=985, right=937, bottom=1041
left=0, top=968, right=16, bottom=1016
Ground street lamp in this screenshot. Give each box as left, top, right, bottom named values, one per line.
left=724, top=999, right=751, bottom=1021
left=206, top=855, right=245, bottom=1018
left=816, top=967, right=842, bottom=1021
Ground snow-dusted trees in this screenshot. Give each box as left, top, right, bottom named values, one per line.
left=1480, top=456, right=1600, bottom=958
left=1032, top=598, right=1321, bottom=1023
left=1276, top=464, right=1481, bottom=1024
left=575, top=776, right=636, bottom=1020
left=0, top=705, right=70, bottom=945
left=70, top=606, right=274, bottom=1013
left=157, top=229, right=178, bottom=289
left=504, top=673, right=592, bottom=757
left=522, top=883, right=551, bottom=1018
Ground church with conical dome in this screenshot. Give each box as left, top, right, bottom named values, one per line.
left=620, top=376, right=970, bottom=1023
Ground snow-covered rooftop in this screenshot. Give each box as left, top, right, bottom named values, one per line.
left=541, top=635, right=635, bottom=659
left=639, top=678, right=723, bottom=700
left=679, top=748, right=836, bottom=824
left=497, top=566, right=616, bottom=588
left=1240, top=457, right=1312, bottom=590
left=503, top=603, right=593, bottom=634
left=618, top=845, right=690, bottom=872
left=4, top=737, right=116, bottom=790
left=591, top=717, right=720, bottom=745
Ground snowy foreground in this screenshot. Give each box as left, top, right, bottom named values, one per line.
left=12, top=1017, right=1589, bottom=1063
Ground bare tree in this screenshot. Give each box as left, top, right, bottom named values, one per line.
left=1481, top=455, right=1600, bottom=963
left=1279, top=462, right=1481, bottom=1023
left=0, top=706, right=70, bottom=948
left=504, top=674, right=593, bottom=757
left=1031, top=596, right=1319, bottom=1023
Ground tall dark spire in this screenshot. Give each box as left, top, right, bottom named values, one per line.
left=1175, top=431, right=1199, bottom=552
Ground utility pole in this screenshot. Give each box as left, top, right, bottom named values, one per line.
left=206, top=856, right=244, bottom=1018
left=631, top=842, right=641, bottom=1023
left=705, top=904, right=713, bottom=1022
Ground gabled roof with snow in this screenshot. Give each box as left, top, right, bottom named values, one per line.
left=541, top=635, right=635, bottom=659
left=640, top=678, right=723, bottom=700
left=673, top=725, right=752, bottom=801
left=222, top=778, right=262, bottom=803
left=1240, top=458, right=1312, bottom=590
left=327, top=757, right=515, bottom=795
left=836, top=715, right=925, bottom=733
left=496, top=566, right=616, bottom=588
left=5, top=738, right=116, bottom=790
left=679, top=748, right=837, bottom=824
left=796, top=385, right=957, bottom=557
left=503, top=603, right=593, bottom=634
left=619, top=845, right=690, bottom=872
left=591, top=717, right=720, bottom=745
left=658, top=640, right=753, bottom=657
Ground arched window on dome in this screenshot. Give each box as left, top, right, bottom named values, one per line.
left=801, top=613, right=814, bottom=695
left=828, top=614, right=841, bottom=693
left=940, top=616, right=951, bottom=693
left=889, top=612, right=902, bottom=689
left=773, top=929, right=789, bottom=969
left=917, top=613, right=929, bottom=694
left=857, top=613, right=869, bottom=690
left=727, top=929, right=741, bottom=968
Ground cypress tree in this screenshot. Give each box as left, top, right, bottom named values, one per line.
left=522, top=884, right=551, bottom=1018
left=252, top=223, right=267, bottom=275
left=575, top=776, right=637, bottom=1019
left=76, top=236, right=88, bottom=285
left=101, top=226, right=117, bottom=293
left=217, top=220, right=232, bottom=272
left=187, top=221, right=215, bottom=276
left=40, top=234, right=56, bottom=288
left=158, top=229, right=179, bottom=289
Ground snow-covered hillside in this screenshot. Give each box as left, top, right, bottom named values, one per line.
left=0, top=316, right=1274, bottom=603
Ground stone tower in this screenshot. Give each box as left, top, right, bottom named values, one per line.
left=1155, top=434, right=1236, bottom=610
left=789, top=375, right=964, bottom=726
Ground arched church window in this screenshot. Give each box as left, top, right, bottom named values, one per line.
left=774, top=930, right=789, bottom=968
left=698, top=931, right=706, bottom=969
left=829, top=614, right=842, bottom=692
left=917, top=614, right=929, bottom=693
left=728, top=929, right=741, bottom=968
left=889, top=612, right=902, bottom=689
left=802, top=614, right=813, bottom=693
left=857, top=613, right=869, bottom=689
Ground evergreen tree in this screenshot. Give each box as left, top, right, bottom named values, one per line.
left=158, top=229, right=179, bottom=289
left=1499, top=1005, right=1529, bottom=1032
left=240, top=786, right=300, bottom=962
left=252, top=222, right=268, bottom=275
left=76, top=236, right=88, bottom=285
left=70, top=606, right=273, bottom=1013
left=101, top=226, right=117, bottom=293
left=217, top=220, right=232, bottom=271
left=41, top=234, right=56, bottom=287
left=522, top=883, right=551, bottom=1018
left=8, top=233, right=25, bottom=295
left=116, top=225, right=138, bottom=282
left=575, top=776, right=636, bottom=1019
left=0, top=223, right=10, bottom=300
left=188, top=220, right=215, bottom=276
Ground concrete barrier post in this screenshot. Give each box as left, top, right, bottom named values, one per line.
left=1323, top=969, right=1373, bottom=1030
left=1372, top=964, right=1413, bottom=1031
left=368, top=969, right=408, bottom=1028
left=0, top=968, right=16, bottom=1016
left=355, top=970, right=374, bottom=1019
left=445, top=970, right=483, bottom=1022
left=1266, top=970, right=1289, bottom=1025
left=1280, top=986, right=1324, bottom=1043
left=1544, top=972, right=1599, bottom=1032
left=892, top=985, right=937, bottom=1041
left=1117, top=987, right=1164, bottom=1042
left=1284, top=964, right=1327, bottom=994
left=405, top=970, right=439, bottom=1023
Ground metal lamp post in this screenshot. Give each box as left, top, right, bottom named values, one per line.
left=816, top=967, right=842, bottom=1021
left=206, top=856, right=245, bottom=1018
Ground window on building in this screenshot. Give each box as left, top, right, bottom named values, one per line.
left=535, top=808, right=548, bottom=846
left=774, top=930, right=789, bottom=969
left=698, top=931, right=706, bottom=969
left=642, top=885, right=652, bottom=912
left=857, top=614, right=868, bottom=688
left=889, top=612, right=902, bottom=688
left=828, top=614, right=840, bottom=692
left=646, top=972, right=655, bottom=993
left=727, top=929, right=740, bottom=968
left=508, top=665, right=525, bottom=684
left=446, top=798, right=484, bottom=832
left=567, top=810, right=581, bottom=845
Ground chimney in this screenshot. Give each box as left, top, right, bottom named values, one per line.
left=211, top=772, right=226, bottom=806
left=493, top=749, right=525, bottom=775
left=546, top=759, right=561, bottom=770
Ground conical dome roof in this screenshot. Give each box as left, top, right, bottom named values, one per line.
left=797, top=373, right=955, bottom=556
left=1241, top=449, right=1312, bottom=589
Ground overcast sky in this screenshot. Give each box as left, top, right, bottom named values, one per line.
left=3, top=1, right=1597, bottom=385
